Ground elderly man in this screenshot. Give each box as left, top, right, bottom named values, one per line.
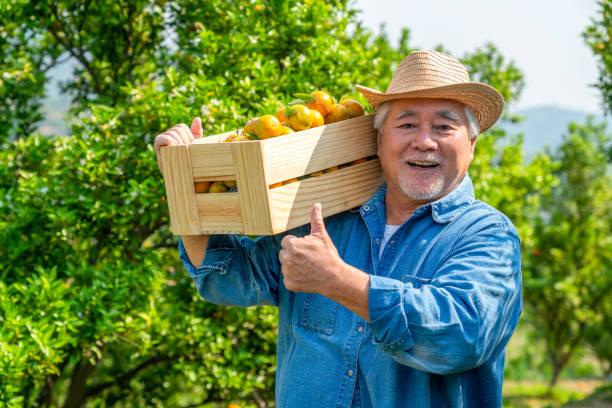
left=154, top=50, right=521, bottom=407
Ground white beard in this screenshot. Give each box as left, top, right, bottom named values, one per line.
left=398, top=171, right=445, bottom=200
left=396, top=154, right=445, bottom=201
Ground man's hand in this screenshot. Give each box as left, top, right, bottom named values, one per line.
left=279, top=203, right=371, bottom=321
left=279, top=203, right=343, bottom=295
left=154, top=117, right=203, bottom=173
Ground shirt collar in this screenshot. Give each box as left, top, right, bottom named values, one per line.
left=360, top=174, right=475, bottom=224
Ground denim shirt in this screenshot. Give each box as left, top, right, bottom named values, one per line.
left=179, top=175, right=522, bottom=408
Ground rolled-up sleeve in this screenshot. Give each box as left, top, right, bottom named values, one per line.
left=179, top=233, right=287, bottom=307
left=368, top=222, right=522, bottom=375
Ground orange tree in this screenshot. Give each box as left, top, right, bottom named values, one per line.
left=0, top=0, right=540, bottom=406
left=522, top=119, right=612, bottom=387
left=585, top=0, right=612, bottom=116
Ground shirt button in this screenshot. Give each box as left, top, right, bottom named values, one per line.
left=375, top=238, right=380, bottom=245
left=348, top=369, right=354, bottom=377
left=357, top=326, right=363, bottom=333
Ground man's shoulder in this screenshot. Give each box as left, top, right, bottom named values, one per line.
left=462, top=199, right=519, bottom=236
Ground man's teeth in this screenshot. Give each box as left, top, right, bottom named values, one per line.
left=406, top=160, right=438, bottom=167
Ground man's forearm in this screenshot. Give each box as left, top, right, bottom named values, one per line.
left=181, top=235, right=210, bottom=267
left=323, top=263, right=370, bottom=322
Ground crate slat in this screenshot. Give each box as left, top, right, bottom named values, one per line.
left=190, top=142, right=236, bottom=181
left=231, top=142, right=274, bottom=235
left=161, top=145, right=201, bottom=235
left=268, top=159, right=384, bottom=233
left=196, top=193, right=243, bottom=234
left=262, top=114, right=377, bottom=185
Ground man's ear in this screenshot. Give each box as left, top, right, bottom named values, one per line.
left=376, top=130, right=382, bottom=149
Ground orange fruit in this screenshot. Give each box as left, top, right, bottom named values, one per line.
left=325, top=104, right=350, bottom=124
left=279, top=125, right=294, bottom=136
left=275, top=106, right=288, bottom=124
left=288, top=105, right=312, bottom=131
left=255, top=115, right=283, bottom=139
left=323, top=166, right=339, bottom=173
left=244, top=117, right=259, bottom=137
left=208, top=181, right=229, bottom=193
left=350, top=158, right=368, bottom=165
left=341, top=99, right=365, bottom=117
left=282, top=178, right=299, bottom=185
left=194, top=181, right=211, bottom=193
left=307, top=90, right=334, bottom=116
left=309, top=109, right=325, bottom=128
left=224, top=180, right=237, bottom=189
left=269, top=181, right=283, bottom=188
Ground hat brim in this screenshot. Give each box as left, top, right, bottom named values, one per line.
left=355, top=82, right=504, bottom=133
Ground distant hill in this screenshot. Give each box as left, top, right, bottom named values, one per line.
left=500, top=105, right=610, bottom=158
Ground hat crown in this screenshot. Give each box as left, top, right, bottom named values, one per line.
left=386, top=50, right=471, bottom=94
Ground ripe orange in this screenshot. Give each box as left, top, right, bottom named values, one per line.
left=208, top=181, right=229, bottom=193
left=325, top=104, right=350, bottom=124
left=282, top=178, right=299, bottom=185
left=194, top=181, right=211, bottom=193
left=244, top=117, right=259, bottom=136
left=309, top=109, right=325, bottom=128
left=341, top=99, right=365, bottom=117
left=275, top=106, right=288, bottom=124
left=255, top=115, right=283, bottom=139
left=350, top=158, right=368, bottom=165
left=288, top=105, right=312, bottom=131
left=269, top=181, right=283, bottom=188
left=307, top=90, right=334, bottom=116
left=279, top=125, right=294, bottom=136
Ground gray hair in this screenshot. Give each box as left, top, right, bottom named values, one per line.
left=373, top=100, right=481, bottom=140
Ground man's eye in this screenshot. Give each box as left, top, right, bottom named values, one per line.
left=436, top=125, right=452, bottom=131
left=398, top=123, right=415, bottom=129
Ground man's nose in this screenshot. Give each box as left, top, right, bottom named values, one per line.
left=410, top=126, right=437, bottom=150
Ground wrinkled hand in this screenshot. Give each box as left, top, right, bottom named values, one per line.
left=279, top=203, right=344, bottom=294
left=154, top=117, right=203, bottom=173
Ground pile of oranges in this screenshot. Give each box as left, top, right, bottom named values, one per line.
left=195, top=90, right=366, bottom=193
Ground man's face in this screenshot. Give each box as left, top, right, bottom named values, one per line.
left=377, top=98, right=476, bottom=202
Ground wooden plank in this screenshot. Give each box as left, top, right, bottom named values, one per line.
left=268, top=159, right=384, bottom=233
left=190, top=142, right=236, bottom=181
left=261, top=114, right=378, bottom=185
left=193, top=129, right=241, bottom=144
left=231, top=142, right=274, bottom=235
left=196, top=193, right=243, bottom=234
left=160, top=144, right=201, bottom=235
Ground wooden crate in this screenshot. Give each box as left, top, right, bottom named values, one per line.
left=160, top=113, right=384, bottom=235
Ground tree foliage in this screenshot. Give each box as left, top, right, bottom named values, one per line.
left=584, top=0, right=612, bottom=115
left=521, top=119, right=612, bottom=387
left=2, top=0, right=609, bottom=406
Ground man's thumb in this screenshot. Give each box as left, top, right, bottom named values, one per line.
left=191, top=117, right=203, bottom=138
left=310, top=203, right=327, bottom=236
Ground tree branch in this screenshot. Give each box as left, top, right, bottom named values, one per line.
left=83, top=355, right=177, bottom=401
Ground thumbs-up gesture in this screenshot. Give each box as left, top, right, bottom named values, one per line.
left=154, top=117, right=203, bottom=173
left=279, top=203, right=343, bottom=294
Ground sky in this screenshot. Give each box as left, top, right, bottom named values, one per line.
left=352, top=0, right=604, bottom=114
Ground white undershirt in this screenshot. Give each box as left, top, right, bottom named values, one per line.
left=379, top=224, right=401, bottom=259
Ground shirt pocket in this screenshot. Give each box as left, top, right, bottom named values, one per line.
left=291, top=293, right=340, bottom=336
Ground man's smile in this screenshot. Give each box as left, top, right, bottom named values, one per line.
left=405, top=159, right=440, bottom=169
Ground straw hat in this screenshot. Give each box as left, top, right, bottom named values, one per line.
left=356, top=50, right=504, bottom=133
